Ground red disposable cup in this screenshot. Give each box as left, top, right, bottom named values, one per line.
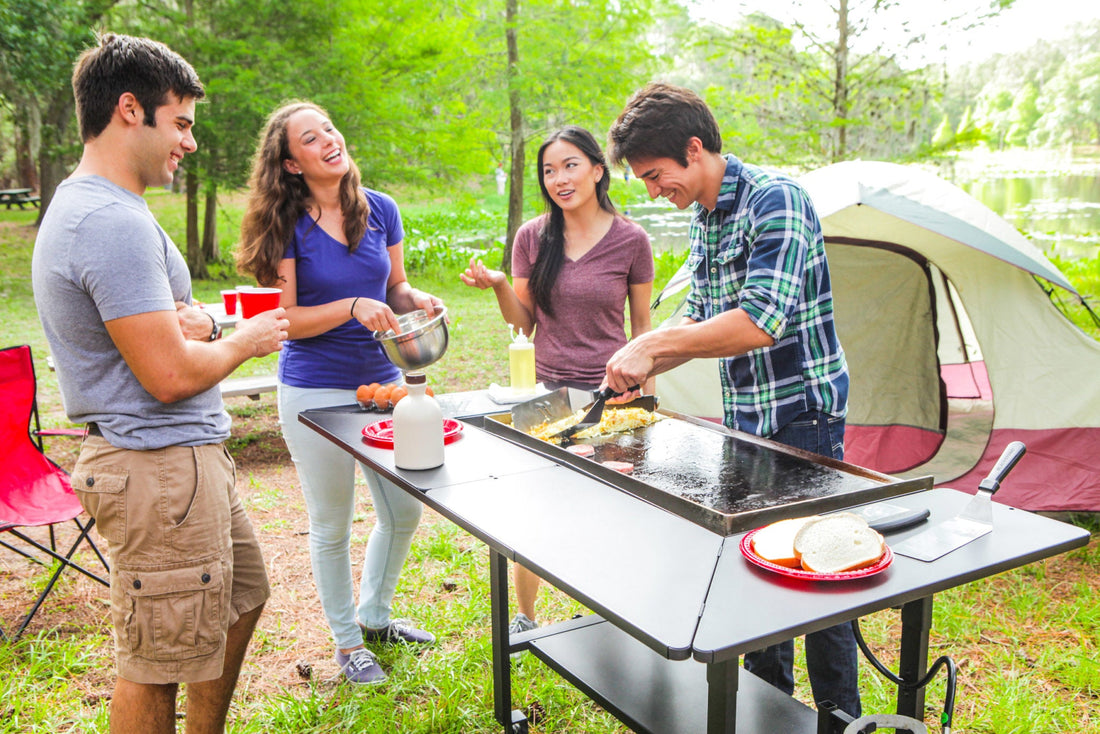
left=220, top=289, right=238, bottom=316
left=238, top=287, right=282, bottom=318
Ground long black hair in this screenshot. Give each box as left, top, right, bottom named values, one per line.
left=528, top=126, right=617, bottom=317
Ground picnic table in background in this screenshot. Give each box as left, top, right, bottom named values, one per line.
left=0, top=189, right=40, bottom=209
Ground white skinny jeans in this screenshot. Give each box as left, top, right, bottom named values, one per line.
left=278, top=383, right=423, bottom=650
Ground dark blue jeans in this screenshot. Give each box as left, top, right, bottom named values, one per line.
left=742, top=410, right=862, bottom=718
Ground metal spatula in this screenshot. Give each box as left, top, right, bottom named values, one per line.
left=554, top=385, right=641, bottom=441
left=511, top=387, right=575, bottom=433
left=893, top=441, right=1027, bottom=562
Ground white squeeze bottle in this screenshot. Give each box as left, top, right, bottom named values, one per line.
left=509, top=326, right=536, bottom=395
left=392, top=372, right=444, bottom=470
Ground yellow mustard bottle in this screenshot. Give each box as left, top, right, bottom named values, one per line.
left=509, top=327, right=536, bottom=395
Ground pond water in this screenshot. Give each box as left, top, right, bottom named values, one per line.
left=623, top=201, right=691, bottom=254
left=958, top=173, right=1100, bottom=261
left=625, top=166, right=1100, bottom=262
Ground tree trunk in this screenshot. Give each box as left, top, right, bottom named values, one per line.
left=35, top=95, right=75, bottom=225
left=202, top=185, right=218, bottom=263
left=832, top=0, right=850, bottom=163
left=502, top=0, right=524, bottom=277
left=186, top=169, right=208, bottom=278
left=14, top=105, right=40, bottom=192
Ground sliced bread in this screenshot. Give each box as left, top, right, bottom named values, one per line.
left=752, top=515, right=820, bottom=568
left=793, top=512, right=885, bottom=574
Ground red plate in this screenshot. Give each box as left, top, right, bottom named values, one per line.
left=362, top=418, right=464, bottom=448
left=739, top=527, right=893, bottom=581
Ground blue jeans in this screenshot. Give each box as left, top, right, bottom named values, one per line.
left=278, top=384, right=424, bottom=650
left=742, top=410, right=862, bottom=718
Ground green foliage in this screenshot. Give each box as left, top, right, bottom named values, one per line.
left=695, top=18, right=826, bottom=167
left=957, top=20, right=1100, bottom=151
left=507, top=0, right=659, bottom=140
left=0, top=0, right=115, bottom=200
left=955, top=106, right=976, bottom=138
left=105, top=0, right=339, bottom=191
left=1032, top=51, right=1100, bottom=146
left=0, top=0, right=95, bottom=98
left=7, top=0, right=1100, bottom=254
left=667, top=5, right=944, bottom=167
left=932, top=113, right=955, bottom=148
left=1006, top=83, right=1042, bottom=147
left=3, top=180, right=1100, bottom=733
left=403, top=207, right=507, bottom=278
left=1048, top=253, right=1100, bottom=339
left=327, top=1, right=489, bottom=185
left=976, top=87, right=1014, bottom=150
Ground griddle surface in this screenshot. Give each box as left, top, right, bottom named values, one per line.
left=480, top=410, right=929, bottom=535
left=574, top=418, right=875, bottom=515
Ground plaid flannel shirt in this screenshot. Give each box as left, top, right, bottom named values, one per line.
left=684, top=155, right=848, bottom=437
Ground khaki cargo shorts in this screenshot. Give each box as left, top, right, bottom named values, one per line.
left=72, top=434, right=270, bottom=684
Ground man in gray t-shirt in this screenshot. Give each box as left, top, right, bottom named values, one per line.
left=35, top=175, right=231, bottom=449
left=31, top=34, right=288, bottom=733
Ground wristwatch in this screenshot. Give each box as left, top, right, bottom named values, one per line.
left=206, top=312, right=222, bottom=341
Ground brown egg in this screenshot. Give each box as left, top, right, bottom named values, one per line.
left=373, top=384, right=394, bottom=411
left=425, top=386, right=435, bottom=397
left=356, top=383, right=379, bottom=404
left=390, top=386, right=408, bottom=406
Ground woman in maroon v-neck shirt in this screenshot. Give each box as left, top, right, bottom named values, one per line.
left=461, top=125, right=655, bottom=639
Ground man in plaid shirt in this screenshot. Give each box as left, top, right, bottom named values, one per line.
left=604, top=82, right=859, bottom=718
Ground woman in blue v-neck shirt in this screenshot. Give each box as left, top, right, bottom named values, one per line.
left=237, top=101, right=442, bottom=685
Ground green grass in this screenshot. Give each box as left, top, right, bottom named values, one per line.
left=1050, top=253, right=1100, bottom=339
left=3, top=188, right=1098, bottom=733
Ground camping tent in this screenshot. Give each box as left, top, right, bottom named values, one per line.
left=654, top=160, right=1100, bottom=512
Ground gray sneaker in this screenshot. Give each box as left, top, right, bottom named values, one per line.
left=508, top=613, right=538, bottom=660
left=335, top=647, right=387, bottom=685
left=509, top=613, right=538, bottom=635
left=362, top=619, right=435, bottom=645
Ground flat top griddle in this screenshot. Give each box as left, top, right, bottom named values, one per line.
left=479, top=410, right=931, bottom=536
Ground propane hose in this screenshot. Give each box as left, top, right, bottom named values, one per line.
left=850, top=619, right=957, bottom=732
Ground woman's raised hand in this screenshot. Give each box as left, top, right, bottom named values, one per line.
left=460, top=256, right=506, bottom=290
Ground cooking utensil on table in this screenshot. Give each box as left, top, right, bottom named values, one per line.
left=894, top=441, right=1026, bottom=562
left=850, top=503, right=931, bottom=534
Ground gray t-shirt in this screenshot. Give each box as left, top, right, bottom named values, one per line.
left=32, top=176, right=230, bottom=449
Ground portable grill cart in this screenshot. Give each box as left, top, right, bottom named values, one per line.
left=300, top=400, right=1088, bottom=734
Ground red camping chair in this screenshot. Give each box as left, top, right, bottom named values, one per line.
left=0, top=344, right=108, bottom=640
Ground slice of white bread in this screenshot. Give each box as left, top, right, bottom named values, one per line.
left=793, top=512, right=886, bottom=574
left=752, top=516, right=820, bottom=568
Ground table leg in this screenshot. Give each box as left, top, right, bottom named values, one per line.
left=706, top=656, right=739, bottom=734
left=490, top=548, right=528, bottom=733
left=897, top=596, right=932, bottom=719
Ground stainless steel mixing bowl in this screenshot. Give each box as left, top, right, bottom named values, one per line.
left=373, top=307, right=449, bottom=371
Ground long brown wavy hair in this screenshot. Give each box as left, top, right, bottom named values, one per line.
left=236, top=101, right=370, bottom=287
